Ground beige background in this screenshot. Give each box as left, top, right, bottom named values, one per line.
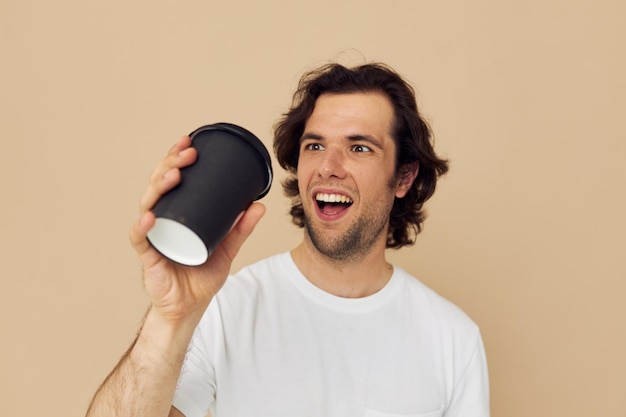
left=2, top=1, right=625, bottom=416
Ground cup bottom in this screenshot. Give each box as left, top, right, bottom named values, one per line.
left=147, top=218, right=208, bottom=266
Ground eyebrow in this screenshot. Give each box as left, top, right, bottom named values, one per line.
left=300, top=132, right=384, bottom=150
left=300, top=132, right=323, bottom=142
left=347, top=134, right=384, bottom=150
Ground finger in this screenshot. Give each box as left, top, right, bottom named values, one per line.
left=129, top=211, right=170, bottom=271
left=158, top=135, right=193, bottom=175
left=234, top=202, right=267, bottom=238
left=140, top=139, right=197, bottom=213
left=129, top=212, right=154, bottom=255
left=149, top=141, right=197, bottom=185
left=215, top=202, right=266, bottom=263
left=140, top=167, right=181, bottom=214
left=169, top=135, right=192, bottom=155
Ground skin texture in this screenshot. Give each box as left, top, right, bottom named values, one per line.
left=86, top=92, right=418, bottom=417
left=86, top=136, right=265, bottom=417
left=291, top=92, right=418, bottom=298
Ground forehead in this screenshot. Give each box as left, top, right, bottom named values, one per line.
left=304, top=92, right=395, bottom=139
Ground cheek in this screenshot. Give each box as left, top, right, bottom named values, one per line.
left=297, top=176, right=306, bottom=195
left=296, top=168, right=311, bottom=195
left=359, top=166, right=393, bottom=188
left=296, top=159, right=316, bottom=185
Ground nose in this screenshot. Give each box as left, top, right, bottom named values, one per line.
left=318, top=147, right=347, bottom=179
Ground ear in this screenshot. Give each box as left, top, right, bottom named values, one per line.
left=395, top=162, right=419, bottom=198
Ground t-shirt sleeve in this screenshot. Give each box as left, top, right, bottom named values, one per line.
left=444, top=331, right=490, bottom=417
left=172, top=302, right=221, bottom=417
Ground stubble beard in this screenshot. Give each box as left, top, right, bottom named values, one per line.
left=303, top=197, right=394, bottom=262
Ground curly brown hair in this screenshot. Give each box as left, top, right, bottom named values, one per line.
left=273, top=63, right=449, bottom=248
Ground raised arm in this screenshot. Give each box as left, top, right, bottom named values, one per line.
left=85, top=136, right=265, bottom=417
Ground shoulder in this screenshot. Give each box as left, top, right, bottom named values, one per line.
left=394, top=266, right=481, bottom=340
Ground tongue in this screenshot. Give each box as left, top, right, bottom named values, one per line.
left=322, top=203, right=349, bottom=216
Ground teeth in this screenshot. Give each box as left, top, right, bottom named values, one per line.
left=315, top=193, right=353, bottom=204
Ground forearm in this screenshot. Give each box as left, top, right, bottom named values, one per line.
left=86, top=307, right=200, bottom=417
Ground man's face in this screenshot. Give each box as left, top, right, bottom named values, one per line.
left=297, top=92, right=411, bottom=260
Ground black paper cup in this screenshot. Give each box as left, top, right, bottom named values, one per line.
left=146, top=123, right=273, bottom=266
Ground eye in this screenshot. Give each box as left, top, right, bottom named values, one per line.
left=303, top=142, right=324, bottom=151
left=351, top=144, right=372, bottom=153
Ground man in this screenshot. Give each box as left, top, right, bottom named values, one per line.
left=86, top=63, right=489, bottom=417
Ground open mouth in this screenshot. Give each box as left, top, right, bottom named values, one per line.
left=315, top=193, right=353, bottom=216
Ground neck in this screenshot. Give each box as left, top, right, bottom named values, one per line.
left=291, top=237, right=393, bottom=298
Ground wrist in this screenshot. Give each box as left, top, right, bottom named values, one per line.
left=132, top=306, right=201, bottom=369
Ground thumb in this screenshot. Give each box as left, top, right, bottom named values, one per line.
left=216, top=202, right=266, bottom=261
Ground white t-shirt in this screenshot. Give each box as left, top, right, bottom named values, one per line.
left=173, top=252, right=489, bottom=417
